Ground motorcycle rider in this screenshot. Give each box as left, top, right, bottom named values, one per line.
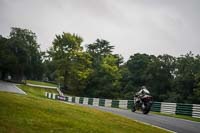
left=134, top=86, right=150, bottom=103
left=132, top=86, right=152, bottom=114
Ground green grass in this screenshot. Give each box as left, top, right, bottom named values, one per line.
left=152, top=112, right=200, bottom=122
left=0, top=86, right=169, bottom=133
left=26, top=80, right=57, bottom=87
left=17, top=85, right=58, bottom=98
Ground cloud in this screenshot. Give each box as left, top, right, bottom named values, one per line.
left=0, top=0, right=200, bottom=60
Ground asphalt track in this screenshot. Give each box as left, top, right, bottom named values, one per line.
left=0, top=80, right=26, bottom=94
left=79, top=104, right=200, bottom=133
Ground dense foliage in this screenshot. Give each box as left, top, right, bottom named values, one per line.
left=0, top=28, right=43, bottom=81
left=1, top=27, right=200, bottom=103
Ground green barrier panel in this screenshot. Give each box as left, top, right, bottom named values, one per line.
left=79, top=97, right=84, bottom=104
left=56, top=95, right=59, bottom=100
left=151, top=102, right=161, bottom=112
left=127, top=100, right=134, bottom=109
left=176, top=103, right=193, bottom=116
left=65, top=96, right=68, bottom=102
left=56, top=94, right=59, bottom=100
left=72, top=97, right=76, bottom=103
left=50, top=93, right=53, bottom=99
left=111, top=100, right=119, bottom=108
left=99, top=99, right=105, bottom=106
left=88, top=98, right=93, bottom=105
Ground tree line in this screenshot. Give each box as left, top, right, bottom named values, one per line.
left=0, top=27, right=200, bottom=104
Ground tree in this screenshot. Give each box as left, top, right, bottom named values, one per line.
left=121, top=54, right=176, bottom=101
left=9, top=27, right=43, bottom=80
left=0, top=27, right=43, bottom=81
left=172, top=52, right=200, bottom=103
left=127, top=53, right=152, bottom=86
left=50, top=32, right=92, bottom=95
left=85, top=39, right=121, bottom=98
left=145, top=54, right=175, bottom=101
left=120, top=53, right=152, bottom=99
left=193, top=55, right=200, bottom=103
left=87, top=39, right=114, bottom=56
left=173, top=53, right=195, bottom=103
left=0, top=35, right=8, bottom=79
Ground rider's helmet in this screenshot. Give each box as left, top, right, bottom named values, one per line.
left=138, top=86, right=150, bottom=96
left=141, top=86, right=150, bottom=94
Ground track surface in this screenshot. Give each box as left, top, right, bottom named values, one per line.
left=0, top=80, right=26, bottom=94
left=80, top=104, right=200, bottom=133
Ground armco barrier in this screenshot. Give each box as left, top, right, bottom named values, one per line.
left=27, top=83, right=64, bottom=96
left=83, top=97, right=89, bottom=105
left=99, top=99, right=105, bottom=106
left=176, top=103, right=193, bottom=116
left=161, top=102, right=176, bottom=114
left=151, top=102, right=161, bottom=112
left=105, top=99, right=112, bottom=107
left=45, top=92, right=200, bottom=118
left=192, top=104, right=200, bottom=118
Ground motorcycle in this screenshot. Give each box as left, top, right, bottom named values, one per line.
left=131, top=94, right=153, bottom=114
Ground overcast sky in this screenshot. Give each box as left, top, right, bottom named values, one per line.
left=0, top=0, right=200, bottom=60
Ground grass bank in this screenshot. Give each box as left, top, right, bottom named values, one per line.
left=0, top=85, right=169, bottom=133
left=17, top=84, right=58, bottom=98
left=26, top=80, right=57, bottom=87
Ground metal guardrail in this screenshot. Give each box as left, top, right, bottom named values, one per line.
left=26, top=83, right=57, bottom=89
left=26, top=83, right=64, bottom=96
left=45, top=92, right=200, bottom=118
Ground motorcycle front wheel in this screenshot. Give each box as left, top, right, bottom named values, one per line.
left=131, top=106, right=136, bottom=112
left=141, top=103, right=151, bottom=114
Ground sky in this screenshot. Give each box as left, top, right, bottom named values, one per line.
left=0, top=0, right=200, bottom=60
